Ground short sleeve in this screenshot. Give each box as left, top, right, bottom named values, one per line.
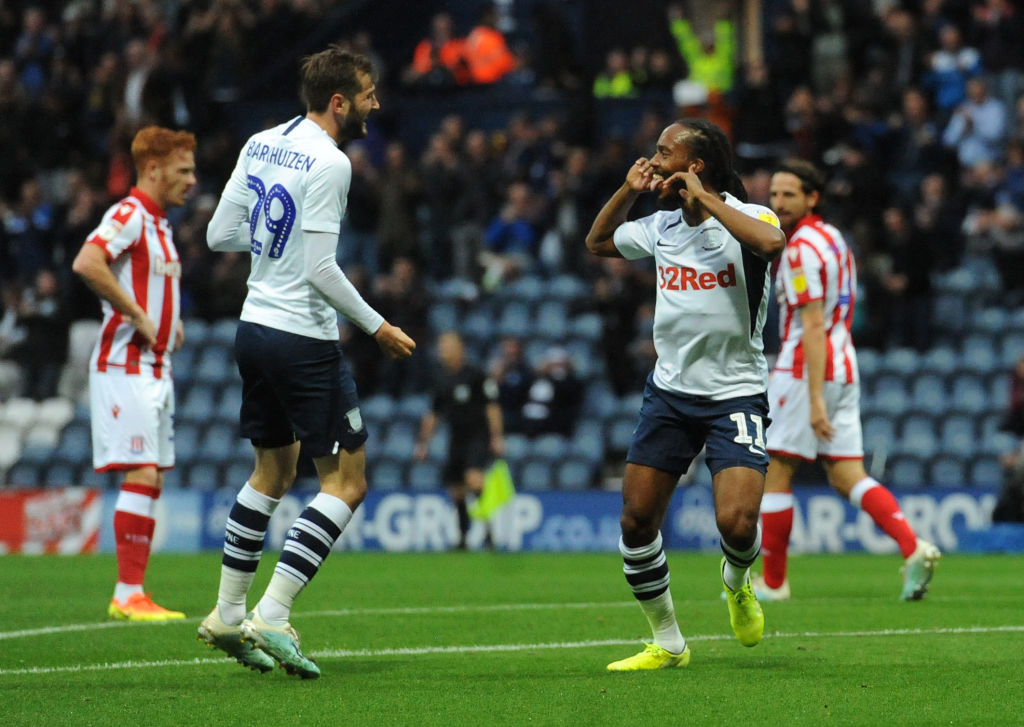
left=613, top=218, right=656, bottom=260
left=303, top=152, right=350, bottom=233
left=780, top=241, right=825, bottom=307
left=85, top=201, right=143, bottom=261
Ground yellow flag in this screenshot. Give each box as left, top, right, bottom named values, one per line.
left=469, top=459, right=516, bottom=520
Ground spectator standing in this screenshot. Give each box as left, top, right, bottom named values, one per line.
left=11, top=268, right=68, bottom=401
left=489, top=336, right=534, bottom=435
left=462, top=3, right=516, bottom=85
left=521, top=346, right=583, bottom=437
left=942, top=76, right=1008, bottom=168
left=403, top=11, right=467, bottom=88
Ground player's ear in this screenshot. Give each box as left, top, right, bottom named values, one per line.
left=690, top=158, right=705, bottom=175
left=330, top=93, right=348, bottom=114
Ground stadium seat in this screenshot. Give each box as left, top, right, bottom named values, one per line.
left=607, top=416, right=636, bottom=453
left=532, top=433, right=569, bottom=461
left=380, top=425, right=416, bottom=460
left=571, top=313, right=603, bottom=343
left=428, top=301, right=459, bottom=333
left=566, top=339, right=603, bottom=380
left=856, top=348, right=880, bottom=379
left=908, top=375, right=947, bottom=416
left=862, top=415, right=896, bottom=453
left=43, top=462, right=78, bottom=487
left=872, top=373, right=906, bottom=400
left=517, top=459, right=555, bottom=491
left=0, top=424, right=23, bottom=472
left=971, top=307, right=1008, bottom=335
left=895, top=415, right=938, bottom=459
left=23, top=423, right=60, bottom=450
left=217, top=385, right=243, bottom=423
left=879, top=348, right=919, bottom=377
left=36, top=397, right=74, bottom=430
left=960, top=337, right=999, bottom=377
left=871, top=388, right=911, bottom=418
left=461, top=310, right=496, bottom=346
left=580, top=380, right=617, bottom=420
left=185, top=461, right=223, bottom=491
left=1008, top=307, right=1024, bottom=332
left=929, top=293, right=968, bottom=335
left=160, top=467, right=184, bottom=489
left=950, top=376, right=989, bottom=416
left=499, top=275, right=545, bottom=305
left=546, top=274, right=589, bottom=304
left=496, top=301, right=532, bottom=339
left=408, top=461, right=442, bottom=491
left=988, top=373, right=1010, bottom=409
left=504, top=433, right=530, bottom=464
left=183, top=318, right=210, bottom=348
left=920, top=347, right=958, bottom=378
left=18, top=444, right=54, bottom=467
left=179, top=384, right=218, bottom=423
left=887, top=455, right=926, bottom=489
left=208, top=318, right=238, bottom=347
left=978, top=431, right=1018, bottom=458
left=171, top=347, right=194, bottom=383
left=198, top=423, right=239, bottom=464
left=78, top=466, right=114, bottom=489
left=1000, top=332, right=1024, bottom=368
left=370, top=458, right=405, bottom=490
left=929, top=455, right=966, bottom=489
left=224, top=459, right=253, bottom=488
left=5, top=462, right=42, bottom=487
left=940, top=416, right=977, bottom=459
left=570, top=421, right=606, bottom=463
left=555, top=457, right=595, bottom=490
left=361, top=394, right=395, bottom=424
left=968, top=456, right=1004, bottom=489
left=397, top=393, right=431, bottom=421
left=2, top=397, right=39, bottom=433
left=173, top=423, right=201, bottom=465
left=194, top=347, right=235, bottom=385
left=535, top=301, right=569, bottom=341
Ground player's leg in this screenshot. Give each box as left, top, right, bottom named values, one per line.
left=607, top=462, right=690, bottom=671
left=96, top=375, right=182, bottom=621
left=757, top=455, right=798, bottom=600
left=825, top=459, right=940, bottom=600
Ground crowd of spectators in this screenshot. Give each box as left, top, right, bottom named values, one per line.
left=2, top=0, right=1024, bottom=426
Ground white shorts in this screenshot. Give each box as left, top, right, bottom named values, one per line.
left=765, top=371, right=863, bottom=461
left=89, top=371, right=175, bottom=471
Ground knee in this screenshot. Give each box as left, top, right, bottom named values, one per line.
left=716, top=505, right=760, bottom=547
left=620, top=510, right=659, bottom=547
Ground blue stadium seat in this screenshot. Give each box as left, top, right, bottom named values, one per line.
left=361, top=394, right=395, bottom=424
left=856, top=348, right=881, bottom=379
left=887, top=455, right=926, bottom=489
left=380, top=426, right=416, bottom=460
left=504, top=433, right=530, bottom=465
left=571, top=313, right=603, bottom=343
left=960, top=337, right=999, bottom=377
left=171, top=348, right=195, bottom=384
left=978, top=431, right=1018, bottom=458
left=930, top=293, right=968, bottom=335
left=871, top=388, right=911, bottom=418
left=461, top=310, right=496, bottom=345
left=940, top=416, right=977, bottom=459
left=209, top=318, right=238, bottom=347
left=428, top=301, right=459, bottom=333
left=78, top=467, right=115, bottom=489
left=397, top=393, right=431, bottom=421
left=182, top=318, right=210, bottom=348
left=607, top=417, right=636, bottom=453
left=950, top=375, right=988, bottom=416
left=1008, top=307, right=1024, bottom=332
left=185, top=461, right=223, bottom=491
left=408, top=461, right=442, bottom=491
left=58, top=422, right=93, bottom=466
left=988, top=373, right=1010, bottom=410
left=43, top=462, right=78, bottom=486
left=971, top=307, right=1009, bottom=335
left=570, top=421, right=605, bottom=462
left=546, top=274, right=589, bottom=304
left=198, top=423, right=238, bottom=464
left=920, top=347, right=958, bottom=378
left=555, top=457, right=595, bottom=490
left=224, top=459, right=253, bottom=488
left=425, top=424, right=449, bottom=464
left=908, top=375, right=947, bottom=416
left=969, top=456, right=1004, bottom=488
left=194, top=346, right=234, bottom=385
left=879, top=348, right=919, bottom=377
left=580, top=380, right=617, bottom=420
left=1000, top=332, right=1024, bottom=367
left=179, top=384, right=218, bottom=423
left=535, top=301, right=569, bottom=341
left=6, top=462, right=42, bottom=486
left=496, top=300, right=532, bottom=339
left=862, top=415, right=896, bottom=452
left=895, top=415, right=938, bottom=459
left=517, top=459, right=555, bottom=491
left=532, top=433, right=569, bottom=461
left=370, top=458, right=405, bottom=491
left=160, top=467, right=184, bottom=489
left=18, top=445, right=53, bottom=467
left=173, top=423, right=201, bottom=465
left=929, top=455, right=966, bottom=489
left=217, top=385, right=243, bottom=423
left=499, top=275, right=545, bottom=305
left=566, top=339, right=603, bottom=380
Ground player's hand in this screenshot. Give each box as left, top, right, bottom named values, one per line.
left=810, top=398, right=835, bottom=442
left=129, top=311, right=158, bottom=349
left=669, top=164, right=708, bottom=211
left=374, top=321, right=416, bottom=359
left=625, top=157, right=660, bottom=193
left=174, top=320, right=185, bottom=350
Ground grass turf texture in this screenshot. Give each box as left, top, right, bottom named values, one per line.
left=1, top=551, right=1020, bottom=726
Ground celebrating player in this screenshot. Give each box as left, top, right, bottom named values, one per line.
left=585, top=118, right=785, bottom=670
left=72, top=126, right=195, bottom=622
left=198, top=46, right=415, bottom=678
left=760, top=159, right=940, bottom=602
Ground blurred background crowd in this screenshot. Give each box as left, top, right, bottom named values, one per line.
left=2, top=0, right=1024, bottom=506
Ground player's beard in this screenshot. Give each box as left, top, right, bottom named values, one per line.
left=339, top=107, right=368, bottom=141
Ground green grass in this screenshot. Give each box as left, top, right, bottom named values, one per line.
left=1, top=551, right=1020, bottom=726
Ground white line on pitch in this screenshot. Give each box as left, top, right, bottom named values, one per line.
left=1, top=625, right=1022, bottom=677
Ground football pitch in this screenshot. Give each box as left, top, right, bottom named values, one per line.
left=1, top=551, right=1020, bottom=727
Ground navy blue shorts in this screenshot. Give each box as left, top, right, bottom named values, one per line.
left=626, top=372, right=770, bottom=478
left=234, top=321, right=368, bottom=458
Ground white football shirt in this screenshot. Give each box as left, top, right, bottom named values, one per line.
left=774, top=214, right=858, bottom=384
left=219, top=116, right=352, bottom=340
left=613, top=193, right=780, bottom=399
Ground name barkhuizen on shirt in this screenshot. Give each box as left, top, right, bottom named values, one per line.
left=245, top=141, right=316, bottom=172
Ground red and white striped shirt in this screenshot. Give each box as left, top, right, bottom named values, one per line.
left=84, top=187, right=181, bottom=378
left=774, top=214, right=858, bottom=384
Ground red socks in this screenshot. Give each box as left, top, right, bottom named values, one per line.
left=759, top=492, right=794, bottom=589
left=113, top=482, right=159, bottom=587
left=854, top=480, right=917, bottom=558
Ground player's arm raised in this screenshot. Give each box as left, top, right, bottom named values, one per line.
left=585, top=158, right=657, bottom=257
left=672, top=167, right=786, bottom=261
left=302, top=229, right=415, bottom=359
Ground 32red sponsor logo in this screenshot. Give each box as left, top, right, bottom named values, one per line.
left=658, top=263, right=737, bottom=290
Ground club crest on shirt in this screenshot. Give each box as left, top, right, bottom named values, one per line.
left=699, top=227, right=724, bottom=250
left=130, top=435, right=144, bottom=454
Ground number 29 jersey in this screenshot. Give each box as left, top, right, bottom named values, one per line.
left=219, top=116, right=352, bottom=341
left=613, top=193, right=780, bottom=400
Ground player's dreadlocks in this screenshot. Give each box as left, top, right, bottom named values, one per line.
left=676, top=118, right=748, bottom=202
